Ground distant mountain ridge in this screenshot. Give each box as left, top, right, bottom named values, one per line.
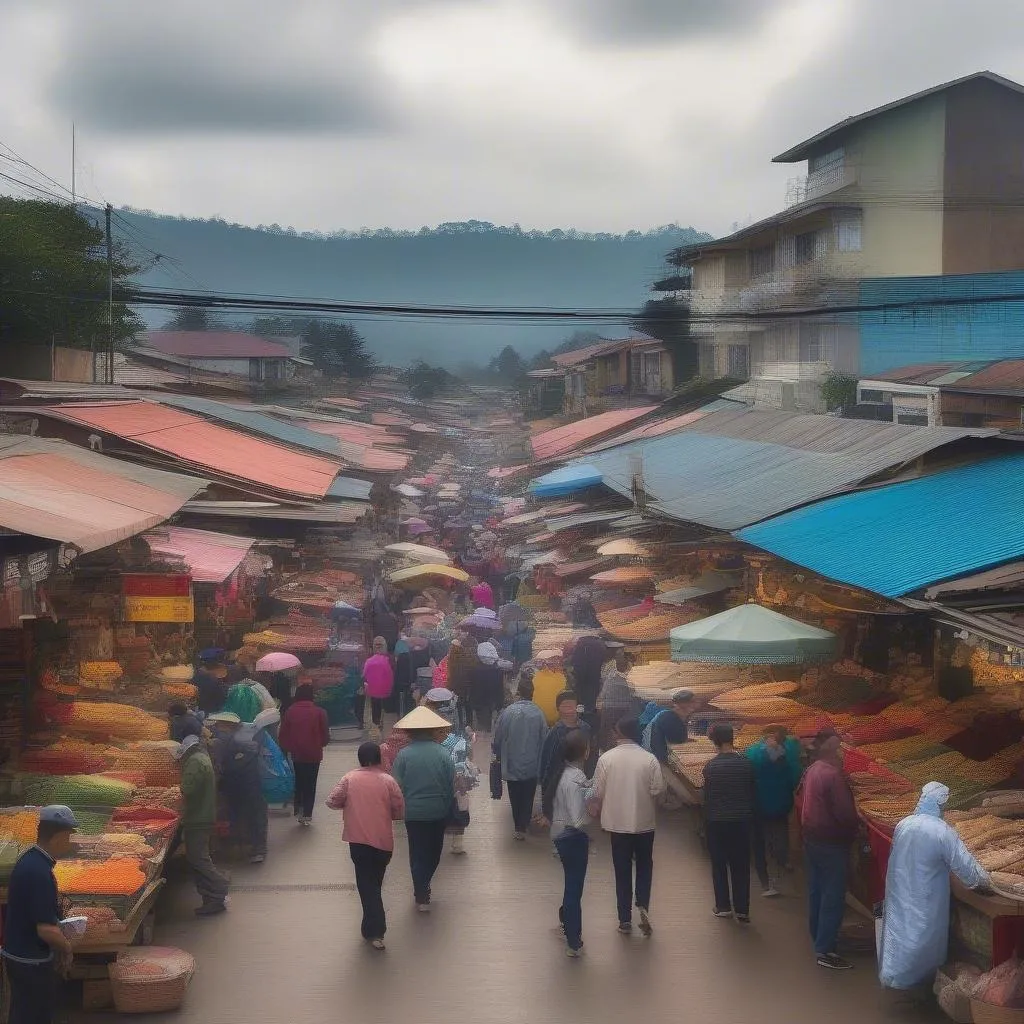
left=116, top=210, right=709, bottom=366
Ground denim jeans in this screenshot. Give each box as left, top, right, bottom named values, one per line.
left=804, top=840, right=850, bottom=956
left=609, top=831, right=655, bottom=924
left=555, top=830, right=590, bottom=950
left=405, top=819, right=447, bottom=904
left=5, top=957, right=54, bottom=1024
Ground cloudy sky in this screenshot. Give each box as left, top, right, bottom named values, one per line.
left=1, top=0, right=1022, bottom=236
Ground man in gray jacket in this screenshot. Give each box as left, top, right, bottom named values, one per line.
left=492, top=676, right=549, bottom=839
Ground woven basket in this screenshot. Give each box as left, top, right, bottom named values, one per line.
left=109, top=946, right=195, bottom=1014
left=971, top=1000, right=1024, bottom=1024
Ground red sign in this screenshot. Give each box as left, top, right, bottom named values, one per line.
left=122, top=574, right=191, bottom=598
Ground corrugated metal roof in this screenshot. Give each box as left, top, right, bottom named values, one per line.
left=574, top=407, right=998, bottom=531
left=545, top=510, right=633, bottom=533
left=143, top=331, right=293, bottom=359
left=181, top=500, right=366, bottom=524
left=0, top=434, right=206, bottom=551
left=29, top=402, right=342, bottom=500
left=584, top=400, right=737, bottom=453
left=531, top=407, right=658, bottom=462
left=737, top=453, right=1024, bottom=598
left=153, top=394, right=349, bottom=460
left=327, top=476, right=372, bottom=501
left=924, top=561, right=1024, bottom=600
left=143, top=526, right=256, bottom=583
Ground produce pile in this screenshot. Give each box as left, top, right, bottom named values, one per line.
left=667, top=738, right=717, bottom=789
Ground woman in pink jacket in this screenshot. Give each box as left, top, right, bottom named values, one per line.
left=361, top=636, right=395, bottom=734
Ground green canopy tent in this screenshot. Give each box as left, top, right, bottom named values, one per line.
left=669, top=603, right=839, bottom=665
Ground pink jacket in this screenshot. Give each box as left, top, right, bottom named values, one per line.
left=362, top=654, right=394, bottom=699
left=326, top=767, right=405, bottom=851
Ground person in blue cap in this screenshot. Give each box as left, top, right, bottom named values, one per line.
left=3, top=805, right=78, bottom=1023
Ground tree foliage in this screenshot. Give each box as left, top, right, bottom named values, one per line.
left=0, top=198, right=141, bottom=348
left=821, top=372, right=858, bottom=413
left=249, top=316, right=374, bottom=378
left=488, top=345, right=528, bottom=386
left=403, top=361, right=457, bottom=400
left=162, top=306, right=224, bottom=331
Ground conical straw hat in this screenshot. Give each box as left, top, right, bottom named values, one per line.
left=394, top=706, right=451, bottom=730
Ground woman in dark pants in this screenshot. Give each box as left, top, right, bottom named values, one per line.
left=278, top=685, right=330, bottom=825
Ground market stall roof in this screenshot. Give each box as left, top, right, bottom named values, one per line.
left=655, top=572, right=742, bottom=605
left=529, top=464, right=604, bottom=498
left=24, top=401, right=344, bottom=500
left=0, top=435, right=207, bottom=553
left=574, top=406, right=999, bottom=531
left=737, top=452, right=1024, bottom=599
left=531, top=407, right=658, bottom=462
left=545, top=509, right=633, bottom=533
left=670, top=603, right=839, bottom=665
left=596, top=539, right=652, bottom=558
left=180, top=500, right=365, bottom=524
left=327, top=476, right=373, bottom=501
left=143, top=526, right=256, bottom=583
left=924, top=562, right=1024, bottom=602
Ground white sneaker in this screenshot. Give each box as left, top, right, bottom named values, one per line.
left=762, top=886, right=781, bottom=898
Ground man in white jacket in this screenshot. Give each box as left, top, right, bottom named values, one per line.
left=591, top=716, right=666, bottom=936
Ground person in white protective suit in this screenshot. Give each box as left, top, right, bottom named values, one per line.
left=879, top=781, right=990, bottom=990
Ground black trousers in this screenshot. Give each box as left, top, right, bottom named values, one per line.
left=293, top=761, right=321, bottom=819
left=609, top=831, right=655, bottom=924
left=706, top=820, right=752, bottom=916
left=506, top=778, right=537, bottom=833
left=353, top=695, right=384, bottom=729
left=5, top=958, right=55, bottom=1024
left=350, top=843, right=392, bottom=939
left=405, top=819, right=447, bottom=904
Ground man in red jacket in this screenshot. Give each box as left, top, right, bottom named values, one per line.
left=279, top=684, right=330, bottom=826
left=800, top=730, right=860, bottom=971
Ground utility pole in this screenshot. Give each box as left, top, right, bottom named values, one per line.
left=105, top=203, right=114, bottom=384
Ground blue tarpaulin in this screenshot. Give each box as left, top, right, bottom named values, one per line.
left=529, top=464, right=603, bottom=498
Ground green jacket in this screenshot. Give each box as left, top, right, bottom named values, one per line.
left=180, top=747, right=217, bottom=828
left=393, top=740, right=455, bottom=822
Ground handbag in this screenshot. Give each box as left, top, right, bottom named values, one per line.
left=489, top=759, right=503, bottom=800
left=447, top=796, right=470, bottom=829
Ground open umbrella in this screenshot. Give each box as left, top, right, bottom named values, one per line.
left=389, top=563, right=470, bottom=586
left=385, top=543, right=452, bottom=564
left=460, top=609, right=501, bottom=631
left=669, top=604, right=839, bottom=665
left=255, top=652, right=302, bottom=672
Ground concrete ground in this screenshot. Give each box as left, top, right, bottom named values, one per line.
left=79, top=737, right=942, bottom=1024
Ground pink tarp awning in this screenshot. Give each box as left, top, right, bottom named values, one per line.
left=143, top=526, right=256, bottom=583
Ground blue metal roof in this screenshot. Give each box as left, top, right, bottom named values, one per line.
left=155, top=395, right=347, bottom=460
left=328, top=476, right=373, bottom=501
left=575, top=407, right=996, bottom=530
left=737, top=453, right=1024, bottom=598
left=530, top=464, right=603, bottom=498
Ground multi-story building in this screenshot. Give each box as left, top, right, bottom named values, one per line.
left=675, top=71, right=1024, bottom=411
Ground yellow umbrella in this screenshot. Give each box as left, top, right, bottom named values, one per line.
left=388, top=563, right=469, bottom=586
left=384, top=543, right=452, bottom=564
left=597, top=538, right=653, bottom=558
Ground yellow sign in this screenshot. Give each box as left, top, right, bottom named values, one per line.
left=123, top=595, right=195, bottom=623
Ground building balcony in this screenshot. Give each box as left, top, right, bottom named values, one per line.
left=784, top=161, right=857, bottom=208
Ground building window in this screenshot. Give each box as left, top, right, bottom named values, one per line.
left=727, top=345, right=749, bottom=379
left=749, top=245, right=775, bottom=278
left=896, top=413, right=928, bottom=426
left=836, top=214, right=862, bottom=252
left=794, top=231, right=819, bottom=265
left=799, top=322, right=822, bottom=362
left=859, top=388, right=886, bottom=404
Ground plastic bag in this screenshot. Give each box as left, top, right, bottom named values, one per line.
left=972, top=956, right=1024, bottom=1008
left=259, top=734, right=295, bottom=805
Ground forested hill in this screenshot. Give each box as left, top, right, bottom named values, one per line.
left=117, top=211, right=709, bottom=366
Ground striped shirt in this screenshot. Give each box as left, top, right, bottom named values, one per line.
left=702, top=752, right=756, bottom=823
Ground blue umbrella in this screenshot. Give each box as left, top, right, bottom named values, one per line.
left=330, top=601, right=362, bottom=622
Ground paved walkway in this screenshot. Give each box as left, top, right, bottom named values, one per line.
left=83, top=737, right=940, bottom=1024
